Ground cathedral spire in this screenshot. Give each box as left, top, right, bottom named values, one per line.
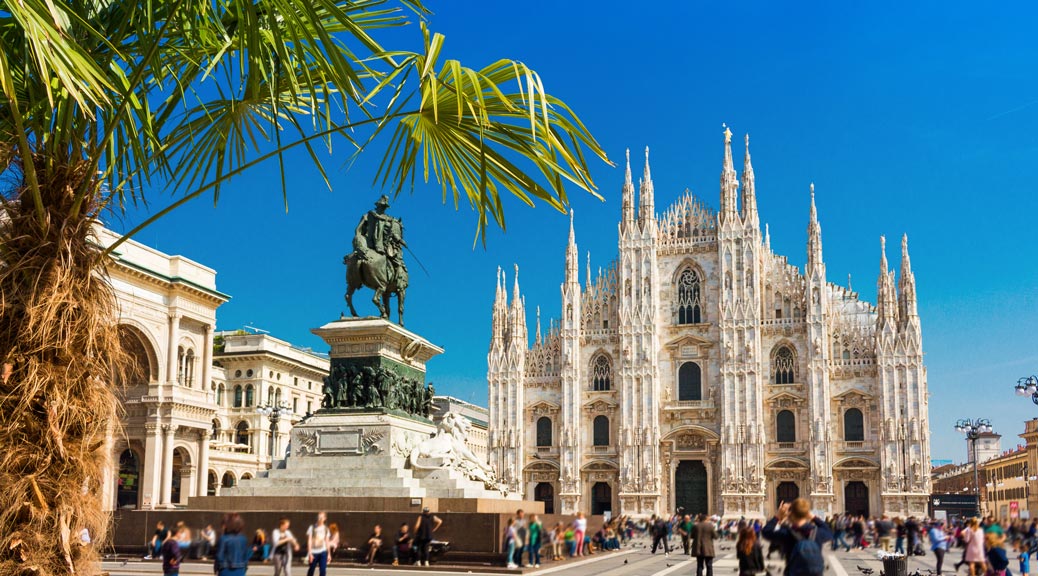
left=535, top=306, right=542, bottom=345
left=621, top=148, right=635, bottom=232
left=719, top=124, right=739, bottom=223
left=741, top=133, right=758, bottom=225
left=586, top=251, right=592, bottom=291
left=877, top=236, right=898, bottom=328
left=491, top=266, right=507, bottom=348
left=807, top=183, right=824, bottom=273
left=764, top=223, right=771, bottom=251
left=899, top=234, right=918, bottom=321
left=565, top=210, right=579, bottom=285
left=638, top=147, right=655, bottom=225
left=509, top=263, right=527, bottom=346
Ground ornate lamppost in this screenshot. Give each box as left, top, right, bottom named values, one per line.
left=257, top=401, right=292, bottom=467
left=1015, top=376, right=1038, bottom=406
left=955, top=418, right=992, bottom=518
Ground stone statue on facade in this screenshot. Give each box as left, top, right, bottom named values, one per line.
left=345, top=195, right=409, bottom=325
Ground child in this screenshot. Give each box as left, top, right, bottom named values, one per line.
left=1019, top=539, right=1031, bottom=576
left=552, top=524, right=564, bottom=561
left=564, top=526, right=576, bottom=557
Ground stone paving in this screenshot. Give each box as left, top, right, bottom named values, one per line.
left=101, top=538, right=969, bottom=576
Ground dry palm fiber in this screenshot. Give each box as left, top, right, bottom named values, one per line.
left=0, top=156, right=128, bottom=576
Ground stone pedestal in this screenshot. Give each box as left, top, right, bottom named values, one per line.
left=226, top=318, right=519, bottom=502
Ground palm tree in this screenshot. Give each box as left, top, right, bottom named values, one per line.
left=0, top=1, right=608, bottom=574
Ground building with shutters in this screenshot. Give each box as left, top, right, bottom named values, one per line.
left=486, top=128, right=931, bottom=518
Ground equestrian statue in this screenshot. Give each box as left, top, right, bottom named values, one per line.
left=344, top=195, right=409, bottom=325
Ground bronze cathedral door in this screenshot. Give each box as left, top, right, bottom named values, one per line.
left=675, top=460, right=708, bottom=516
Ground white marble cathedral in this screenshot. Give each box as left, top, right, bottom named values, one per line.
left=486, top=127, right=931, bottom=519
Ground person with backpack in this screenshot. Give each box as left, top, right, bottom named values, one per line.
left=691, top=514, right=717, bottom=576
left=762, top=498, right=833, bottom=576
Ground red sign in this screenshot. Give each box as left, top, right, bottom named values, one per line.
left=1011, top=501, right=1020, bottom=519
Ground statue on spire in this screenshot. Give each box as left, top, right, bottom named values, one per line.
left=723, top=123, right=733, bottom=145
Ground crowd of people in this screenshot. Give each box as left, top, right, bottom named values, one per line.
left=146, top=507, right=444, bottom=576
left=501, top=510, right=635, bottom=568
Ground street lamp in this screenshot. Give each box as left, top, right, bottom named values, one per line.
left=955, top=418, right=993, bottom=518
left=1015, top=376, right=1038, bottom=406
left=257, top=401, right=292, bottom=467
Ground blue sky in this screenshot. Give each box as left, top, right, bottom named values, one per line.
left=113, top=1, right=1038, bottom=463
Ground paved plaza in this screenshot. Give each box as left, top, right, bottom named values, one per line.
left=100, top=535, right=956, bottom=576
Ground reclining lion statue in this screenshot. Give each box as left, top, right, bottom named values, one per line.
left=408, top=411, right=503, bottom=492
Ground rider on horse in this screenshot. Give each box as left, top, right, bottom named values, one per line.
left=353, top=196, right=406, bottom=275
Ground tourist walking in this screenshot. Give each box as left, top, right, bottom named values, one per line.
left=528, top=514, right=543, bottom=567
left=1017, top=539, right=1031, bottom=576
left=678, top=515, right=693, bottom=556
left=959, top=518, right=985, bottom=576
left=215, top=513, right=251, bottom=576
left=762, top=498, right=832, bottom=576
left=393, top=523, right=412, bottom=566
left=573, top=513, right=587, bottom=556
left=305, top=512, right=330, bottom=576
left=651, top=515, right=671, bottom=555
left=503, top=518, right=518, bottom=569
left=414, top=507, right=442, bottom=566
left=691, top=514, right=717, bottom=576
left=928, top=520, right=949, bottom=575
left=161, top=529, right=183, bottom=576
left=905, top=517, right=920, bottom=555
left=271, top=518, right=299, bottom=576
left=986, top=532, right=1010, bottom=576
left=736, top=526, right=764, bottom=576
left=513, top=509, right=528, bottom=566
left=894, top=517, right=906, bottom=554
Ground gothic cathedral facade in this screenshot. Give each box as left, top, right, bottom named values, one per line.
left=486, top=128, right=931, bottom=518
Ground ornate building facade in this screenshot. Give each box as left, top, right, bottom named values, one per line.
left=487, top=128, right=931, bottom=518
left=100, top=227, right=328, bottom=510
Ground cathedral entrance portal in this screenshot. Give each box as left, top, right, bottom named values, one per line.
left=844, top=481, right=869, bottom=516
left=675, top=460, right=708, bottom=516
left=591, top=482, right=612, bottom=515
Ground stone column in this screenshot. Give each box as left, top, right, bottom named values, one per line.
left=100, top=419, right=117, bottom=511
left=141, top=423, right=163, bottom=509
left=197, top=430, right=210, bottom=497
left=182, top=465, right=196, bottom=501
left=201, top=324, right=213, bottom=394
left=160, top=425, right=175, bottom=506
left=166, top=314, right=181, bottom=386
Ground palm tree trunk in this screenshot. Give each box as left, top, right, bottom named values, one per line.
left=0, top=159, right=123, bottom=576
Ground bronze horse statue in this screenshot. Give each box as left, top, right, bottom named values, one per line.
left=344, top=219, right=408, bottom=325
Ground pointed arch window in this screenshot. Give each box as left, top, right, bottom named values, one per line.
left=773, top=346, right=796, bottom=384
left=536, top=417, right=552, bottom=447
left=844, top=408, right=865, bottom=442
left=593, top=416, right=610, bottom=446
left=776, top=410, right=796, bottom=442
left=677, top=268, right=703, bottom=324
left=678, top=362, right=702, bottom=401
left=591, top=355, right=611, bottom=391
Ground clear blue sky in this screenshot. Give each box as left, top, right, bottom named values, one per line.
left=112, top=0, right=1038, bottom=464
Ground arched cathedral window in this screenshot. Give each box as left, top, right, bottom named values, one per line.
left=591, top=355, right=611, bottom=391
left=677, top=268, right=703, bottom=324
left=678, top=362, right=702, bottom=401
left=773, top=346, right=796, bottom=384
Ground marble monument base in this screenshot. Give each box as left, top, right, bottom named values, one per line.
left=224, top=410, right=519, bottom=501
